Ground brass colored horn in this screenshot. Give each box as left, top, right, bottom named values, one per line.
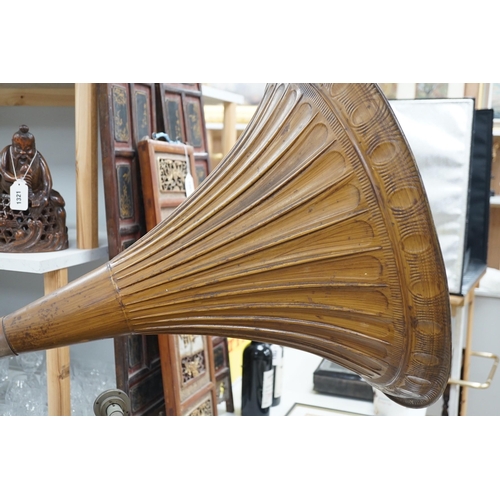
left=0, top=83, right=451, bottom=409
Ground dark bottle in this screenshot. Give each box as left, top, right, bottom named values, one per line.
left=241, top=341, right=274, bottom=416
left=270, top=344, right=284, bottom=407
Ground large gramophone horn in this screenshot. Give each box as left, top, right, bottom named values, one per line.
left=0, top=83, right=451, bottom=408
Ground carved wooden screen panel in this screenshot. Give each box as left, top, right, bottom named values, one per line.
left=98, top=83, right=165, bottom=415
left=99, top=83, right=148, bottom=256
left=137, top=138, right=218, bottom=415
left=157, top=83, right=211, bottom=186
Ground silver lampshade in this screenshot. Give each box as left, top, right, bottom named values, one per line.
left=390, top=98, right=492, bottom=296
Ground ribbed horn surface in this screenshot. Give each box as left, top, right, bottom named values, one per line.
left=0, top=84, right=451, bottom=408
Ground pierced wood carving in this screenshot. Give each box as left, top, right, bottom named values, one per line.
left=157, top=83, right=211, bottom=186
left=0, top=125, right=68, bottom=252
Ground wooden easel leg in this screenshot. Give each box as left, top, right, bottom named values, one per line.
left=44, top=269, right=71, bottom=416
left=459, top=294, right=476, bottom=416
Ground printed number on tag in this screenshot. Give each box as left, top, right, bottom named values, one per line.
left=10, top=180, right=28, bottom=211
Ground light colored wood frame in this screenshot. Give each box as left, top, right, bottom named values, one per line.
left=137, top=139, right=197, bottom=232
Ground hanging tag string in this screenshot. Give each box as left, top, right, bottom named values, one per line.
left=10, top=146, right=38, bottom=182
left=183, top=144, right=194, bottom=197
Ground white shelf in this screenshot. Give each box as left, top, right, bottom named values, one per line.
left=202, top=85, right=245, bottom=105
left=206, top=122, right=249, bottom=131
left=0, top=229, right=108, bottom=274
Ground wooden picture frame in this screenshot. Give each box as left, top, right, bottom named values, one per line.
left=137, top=138, right=198, bottom=230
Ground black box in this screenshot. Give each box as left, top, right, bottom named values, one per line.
left=313, top=359, right=374, bottom=401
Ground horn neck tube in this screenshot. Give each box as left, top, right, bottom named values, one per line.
left=0, top=264, right=130, bottom=356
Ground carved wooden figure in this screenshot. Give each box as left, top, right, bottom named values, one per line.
left=0, top=125, right=68, bottom=252
left=0, top=85, right=452, bottom=408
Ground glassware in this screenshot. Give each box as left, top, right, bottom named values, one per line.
left=4, top=351, right=47, bottom=416
left=70, top=360, right=116, bottom=416
left=0, top=356, right=10, bottom=384
left=5, top=372, right=46, bottom=416
left=18, top=351, right=45, bottom=380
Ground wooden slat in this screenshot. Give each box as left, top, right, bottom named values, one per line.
left=222, top=102, right=237, bottom=155
left=488, top=205, right=500, bottom=269
left=75, top=83, right=99, bottom=249
left=460, top=293, right=477, bottom=416
left=464, top=83, right=491, bottom=109
left=44, top=269, right=71, bottom=416
left=0, top=85, right=75, bottom=106
left=449, top=294, right=465, bottom=307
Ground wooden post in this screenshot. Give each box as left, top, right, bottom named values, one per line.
left=43, top=82, right=99, bottom=415
left=75, top=83, right=99, bottom=250
left=464, top=83, right=491, bottom=109
left=44, top=269, right=71, bottom=416
left=222, top=102, right=237, bottom=156
left=488, top=205, right=500, bottom=269
left=459, top=291, right=477, bottom=416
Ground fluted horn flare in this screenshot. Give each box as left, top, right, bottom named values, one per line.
left=0, top=84, right=451, bottom=408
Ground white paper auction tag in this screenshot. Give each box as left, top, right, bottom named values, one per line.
left=185, top=170, right=195, bottom=198
left=10, top=179, right=28, bottom=211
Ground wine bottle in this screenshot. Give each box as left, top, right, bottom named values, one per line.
left=241, top=341, right=274, bottom=416
left=270, top=344, right=284, bottom=406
